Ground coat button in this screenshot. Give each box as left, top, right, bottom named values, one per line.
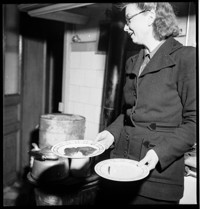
left=124, top=151, right=127, bottom=156
left=148, top=144, right=155, bottom=148
left=143, top=141, right=155, bottom=148
left=143, top=141, right=150, bottom=148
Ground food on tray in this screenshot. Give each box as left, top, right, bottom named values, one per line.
left=64, top=146, right=97, bottom=157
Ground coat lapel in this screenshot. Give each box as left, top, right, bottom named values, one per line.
left=141, top=51, right=175, bottom=76
left=129, top=49, right=144, bottom=75
left=139, top=37, right=183, bottom=77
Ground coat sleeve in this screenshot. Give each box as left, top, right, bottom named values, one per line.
left=153, top=47, right=196, bottom=171
left=105, top=114, right=124, bottom=141
left=104, top=57, right=135, bottom=141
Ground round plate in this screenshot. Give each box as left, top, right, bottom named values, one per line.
left=94, top=158, right=149, bottom=182
left=51, top=140, right=105, bottom=159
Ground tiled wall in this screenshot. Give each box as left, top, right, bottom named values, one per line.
left=67, top=47, right=106, bottom=141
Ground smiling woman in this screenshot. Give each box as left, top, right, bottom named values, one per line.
left=95, top=2, right=196, bottom=205
left=122, top=2, right=180, bottom=41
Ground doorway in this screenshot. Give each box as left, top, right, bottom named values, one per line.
left=20, top=11, right=64, bottom=175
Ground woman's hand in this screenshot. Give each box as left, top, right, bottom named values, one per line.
left=138, top=149, right=159, bottom=171
left=94, top=130, right=114, bottom=149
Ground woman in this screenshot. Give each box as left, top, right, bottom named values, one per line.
left=95, top=2, right=196, bottom=204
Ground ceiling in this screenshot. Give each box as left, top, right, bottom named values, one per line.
left=18, top=3, right=113, bottom=25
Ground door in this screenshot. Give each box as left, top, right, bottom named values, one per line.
left=3, top=5, right=47, bottom=184
left=3, top=5, right=64, bottom=187
left=20, top=37, right=47, bottom=170
left=20, top=11, right=64, bottom=172
left=3, top=4, right=21, bottom=186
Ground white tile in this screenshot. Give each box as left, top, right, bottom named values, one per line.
left=94, top=106, right=102, bottom=124
left=70, top=69, right=84, bottom=86
left=84, top=121, right=90, bottom=140
left=70, top=52, right=81, bottom=69
left=69, top=85, right=80, bottom=102
left=73, top=102, right=85, bottom=117
left=84, top=121, right=100, bottom=141
left=68, top=101, right=75, bottom=114
left=79, top=87, right=90, bottom=104
left=84, top=104, right=95, bottom=122
left=84, top=70, right=97, bottom=87
left=89, top=122, right=100, bottom=140
left=80, top=52, right=94, bottom=69
left=89, top=88, right=103, bottom=106
left=95, top=69, right=105, bottom=89
left=92, top=54, right=106, bottom=70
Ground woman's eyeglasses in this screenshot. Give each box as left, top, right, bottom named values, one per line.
left=125, top=10, right=149, bottom=25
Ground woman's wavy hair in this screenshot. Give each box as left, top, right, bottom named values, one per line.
left=117, top=2, right=180, bottom=40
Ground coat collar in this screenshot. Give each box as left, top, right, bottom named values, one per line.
left=130, top=37, right=183, bottom=76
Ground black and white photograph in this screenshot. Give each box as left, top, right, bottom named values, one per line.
left=3, top=2, right=198, bottom=206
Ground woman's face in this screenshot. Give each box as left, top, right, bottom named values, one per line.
left=124, top=4, right=150, bottom=45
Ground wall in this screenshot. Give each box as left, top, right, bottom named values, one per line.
left=174, top=2, right=196, bottom=47
left=67, top=42, right=106, bottom=141
left=61, top=4, right=111, bottom=141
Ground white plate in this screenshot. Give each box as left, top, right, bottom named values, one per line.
left=51, top=140, right=105, bottom=159
left=94, top=158, right=149, bottom=182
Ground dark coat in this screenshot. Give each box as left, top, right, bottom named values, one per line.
left=106, top=37, right=196, bottom=201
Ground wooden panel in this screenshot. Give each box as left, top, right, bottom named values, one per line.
left=4, top=94, right=20, bottom=106
left=3, top=132, right=18, bottom=186
left=4, top=105, right=18, bottom=125
left=4, top=122, right=20, bottom=135
left=3, top=5, right=21, bottom=187
left=21, top=37, right=46, bottom=168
